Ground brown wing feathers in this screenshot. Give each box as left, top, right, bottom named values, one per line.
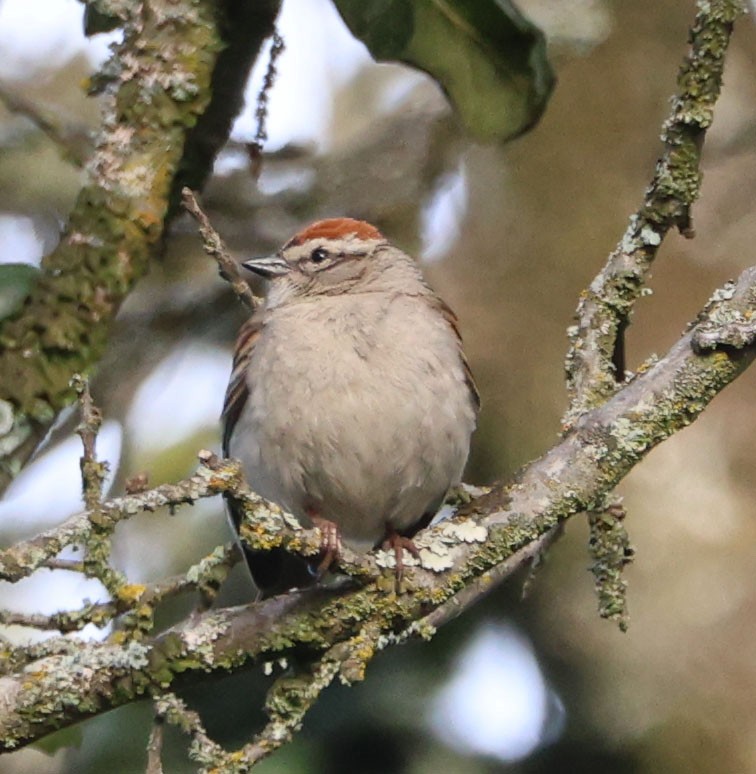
left=222, top=317, right=260, bottom=453
left=427, top=294, right=480, bottom=411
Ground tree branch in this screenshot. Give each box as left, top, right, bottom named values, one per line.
left=0, top=0, right=282, bottom=495
left=561, top=0, right=747, bottom=627
left=0, top=265, right=753, bottom=750
left=564, top=0, right=747, bottom=423
left=0, top=0, right=752, bottom=764
left=0, top=452, right=239, bottom=583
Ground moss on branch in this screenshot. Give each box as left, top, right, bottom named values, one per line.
left=0, top=265, right=754, bottom=751
left=0, top=0, right=282, bottom=491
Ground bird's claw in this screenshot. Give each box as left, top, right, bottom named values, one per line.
left=382, top=529, right=420, bottom=593
left=310, top=515, right=342, bottom=576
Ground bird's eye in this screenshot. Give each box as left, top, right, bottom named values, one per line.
left=310, top=247, right=329, bottom=264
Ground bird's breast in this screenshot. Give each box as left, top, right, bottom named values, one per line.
left=231, top=293, right=476, bottom=547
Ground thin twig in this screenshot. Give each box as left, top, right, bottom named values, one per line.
left=253, top=30, right=285, bottom=148
left=70, top=375, right=128, bottom=596
left=181, top=187, right=260, bottom=311
left=0, top=600, right=117, bottom=633
left=422, top=529, right=557, bottom=630
left=0, top=79, right=90, bottom=166
left=0, top=543, right=239, bottom=634
left=41, top=557, right=85, bottom=572
left=247, top=29, right=286, bottom=179
left=71, top=374, right=107, bottom=510
left=520, top=524, right=564, bottom=600
left=154, top=693, right=227, bottom=768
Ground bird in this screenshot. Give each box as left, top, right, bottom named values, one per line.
left=222, top=217, right=479, bottom=596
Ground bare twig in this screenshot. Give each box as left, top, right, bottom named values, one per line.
left=0, top=79, right=90, bottom=166
left=41, top=557, right=85, bottom=572
left=253, top=29, right=285, bottom=148
left=181, top=188, right=260, bottom=311
left=564, top=0, right=747, bottom=425
left=520, top=524, right=564, bottom=600
left=247, top=28, right=286, bottom=179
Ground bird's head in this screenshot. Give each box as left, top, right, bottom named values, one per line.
left=243, top=218, right=421, bottom=307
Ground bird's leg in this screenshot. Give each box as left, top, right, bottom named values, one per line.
left=382, top=527, right=421, bottom=592
left=306, top=508, right=342, bottom=576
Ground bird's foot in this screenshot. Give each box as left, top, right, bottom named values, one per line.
left=382, top=528, right=421, bottom=593
left=309, top=514, right=342, bottom=576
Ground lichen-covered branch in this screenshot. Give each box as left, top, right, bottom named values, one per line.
left=0, top=452, right=241, bottom=583
left=154, top=694, right=227, bottom=769
left=0, top=0, right=282, bottom=494
left=0, top=0, right=752, bottom=765
left=587, top=501, right=634, bottom=632
left=562, top=0, right=746, bottom=628
left=72, top=375, right=107, bottom=509
left=157, top=641, right=341, bottom=772
left=0, top=265, right=753, bottom=751
left=0, top=543, right=237, bottom=638
left=564, top=0, right=747, bottom=424
left=0, top=450, right=374, bottom=586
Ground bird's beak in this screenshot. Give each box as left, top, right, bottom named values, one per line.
left=242, top=254, right=290, bottom=279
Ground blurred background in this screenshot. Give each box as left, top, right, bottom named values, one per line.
left=1, top=0, right=756, bottom=771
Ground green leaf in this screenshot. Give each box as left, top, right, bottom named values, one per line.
left=333, top=0, right=555, bottom=142
left=0, top=263, right=39, bottom=321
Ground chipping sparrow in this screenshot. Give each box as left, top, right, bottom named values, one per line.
left=222, top=218, right=478, bottom=596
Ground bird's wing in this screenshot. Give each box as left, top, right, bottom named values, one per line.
left=221, top=316, right=261, bottom=454
left=428, top=294, right=481, bottom=411
left=221, top=315, right=317, bottom=596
